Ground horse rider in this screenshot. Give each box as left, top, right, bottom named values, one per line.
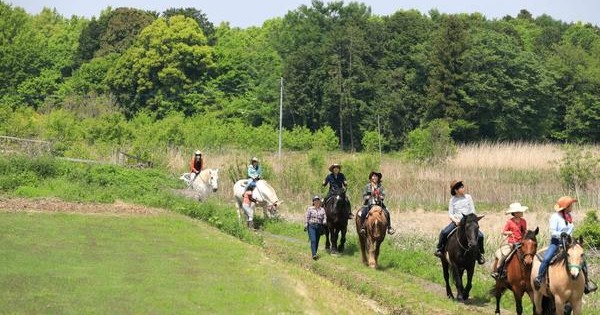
left=491, top=202, right=528, bottom=279
left=246, top=157, right=262, bottom=191
left=434, top=180, right=486, bottom=265
left=533, top=196, right=597, bottom=293
left=189, top=150, right=205, bottom=185
left=322, top=163, right=353, bottom=219
left=359, top=171, right=395, bottom=235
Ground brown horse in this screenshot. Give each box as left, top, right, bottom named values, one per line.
left=491, top=228, right=539, bottom=315
left=355, top=205, right=387, bottom=268
left=531, top=236, right=586, bottom=315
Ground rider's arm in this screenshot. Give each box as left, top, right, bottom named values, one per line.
left=501, top=220, right=513, bottom=236
left=466, top=194, right=477, bottom=215
left=322, top=175, right=329, bottom=187
left=448, top=198, right=460, bottom=224
left=549, top=213, right=562, bottom=238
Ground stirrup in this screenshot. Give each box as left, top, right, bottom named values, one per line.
left=477, top=255, right=486, bottom=265
left=434, top=250, right=442, bottom=258
left=387, top=228, right=395, bottom=235
left=490, top=272, right=499, bottom=280
left=534, top=277, right=542, bottom=290
left=585, top=280, right=598, bottom=294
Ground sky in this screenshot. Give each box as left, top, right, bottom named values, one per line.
left=9, top=0, right=600, bottom=28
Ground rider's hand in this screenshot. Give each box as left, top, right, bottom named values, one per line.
left=560, top=232, right=569, bottom=238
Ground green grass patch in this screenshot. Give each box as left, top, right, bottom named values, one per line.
left=0, top=211, right=372, bottom=314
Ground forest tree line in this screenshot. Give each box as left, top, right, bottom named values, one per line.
left=1, top=0, right=599, bottom=151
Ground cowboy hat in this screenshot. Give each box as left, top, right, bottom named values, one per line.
left=251, top=157, right=259, bottom=162
left=450, top=180, right=463, bottom=196
left=368, top=171, right=383, bottom=181
left=506, top=202, right=528, bottom=214
left=328, top=163, right=341, bottom=172
left=554, top=196, right=577, bottom=211
left=312, top=195, right=321, bottom=201
left=194, top=150, right=202, bottom=155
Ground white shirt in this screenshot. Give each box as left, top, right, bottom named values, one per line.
left=549, top=212, right=574, bottom=238
left=448, top=194, right=476, bottom=222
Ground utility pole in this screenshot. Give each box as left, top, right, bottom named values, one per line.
left=278, top=77, right=283, bottom=160
left=377, top=114, right=382, bottom=159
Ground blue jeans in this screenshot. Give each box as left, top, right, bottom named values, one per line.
left=307, top=224, right=323, bottom=257
left=247, top=179, right=257, bottom=189
left=538, top=238, right=560, bottom=279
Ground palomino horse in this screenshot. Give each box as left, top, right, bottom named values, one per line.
left=233, top=179, right=281, bottom=222
left=323, top=188, right=350, bottom=254
left=355, top=205, right=387, bottom=268
left=491, top=228, right=539, bottom=315
left=531, top=236, right=586, bottom=315
left=180, top=169, right=219, bottom=201
left=441, top=213, right=484, bottom=302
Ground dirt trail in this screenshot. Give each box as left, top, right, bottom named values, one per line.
left=0, top=197, right=164, bottom=216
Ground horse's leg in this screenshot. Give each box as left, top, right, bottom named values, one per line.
left=493, top=281, right=505, bottom=315
left=512, top=289, right=524, bottom=315
left=373, top=240, right=382, bottom=269
left=367, top=238, right=376, bottom=268
left=331, top=228, right=339, bottom=253
left=339, top=225, right=347, bottom=253
left=554, top=296, right=565, bottom=315
left=463, top=265, right=475, bottom=301
left=325, top=224, right=331, bottom=253
left=358, top=234, right=368, bottom=265
left=454, top=267, right=465, bottom=301
left=570, top=300, right=582, bottom=315
left=442, top=260, right=454, bottom=299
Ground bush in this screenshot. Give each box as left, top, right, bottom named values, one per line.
left=403, top=119, right=456, bottom=164
left=558, top=144, right=599, bottom=191
left=361, top=130, right=380, bottom=152
left=575, top=211, right=600, bottom=248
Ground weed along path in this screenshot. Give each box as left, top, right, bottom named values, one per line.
left=0, top=198, right=374, bottom=314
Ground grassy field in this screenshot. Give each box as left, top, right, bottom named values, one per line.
left=0, top=209, right=376, bottom=314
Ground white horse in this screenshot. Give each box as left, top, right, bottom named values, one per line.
left=233, top=179, right=281, bottom=223
left=180, top=168, right=219, bottom=201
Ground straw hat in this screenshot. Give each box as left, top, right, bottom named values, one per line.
left=506, top=202, right=528, bottom=214
left=251, top=157, right=259, bottom=162
left=554, top=196, right=577, bottom=211
left=368, top=171, right=383, bottom=181
left=312, top=195, right=321, bottom=201
left=328, top=163, right=341, bottom=172
left=450, top=180, right=463, bottom=196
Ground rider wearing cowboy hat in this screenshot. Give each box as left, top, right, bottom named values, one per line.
left=434, top=180, right=486, bottom=265
left=246, top=157, right=262, bottom=191
left=533, top=196, right=597, bottom=293
left=322, top=163, right=353, bottom=219
left=491, top=202, right=529, bottom=279
left=359, top=171, right=395, bottom=235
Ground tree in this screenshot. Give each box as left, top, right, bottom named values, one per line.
left=162, top=7, right=215, bottom=45
left=106, top=15, right=215, bottom=117
left=95, top=7, right=157, bottom=57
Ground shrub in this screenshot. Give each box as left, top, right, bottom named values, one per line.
left=558, top=144, right=599, bottom=191
left=403, top=119, right=456, bottom=164
left=313, top=126, right=339, bottom=151
left=575, top=211, right=600, bottom=248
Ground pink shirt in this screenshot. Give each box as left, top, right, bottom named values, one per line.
left=503, top=217, right=527, bottom=244
left=243, top=191, right=253, bottom=205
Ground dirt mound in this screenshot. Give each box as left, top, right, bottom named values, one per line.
left=0, top=197, right=164, bottom=216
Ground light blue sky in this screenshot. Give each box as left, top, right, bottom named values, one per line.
left=9, top=0, right=600, bottom=27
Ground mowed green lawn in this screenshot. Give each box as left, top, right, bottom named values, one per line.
left=0, top=211, right=373, bottom=314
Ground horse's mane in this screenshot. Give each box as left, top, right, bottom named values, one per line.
left=523, top=229, right=537, bottom=241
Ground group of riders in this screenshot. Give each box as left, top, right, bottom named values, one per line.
left=189, top=150, right=597, bottom=294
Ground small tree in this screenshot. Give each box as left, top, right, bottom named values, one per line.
left=403, top=119, right=456, bottom=164
left=558, top=144, right=599, bottom=200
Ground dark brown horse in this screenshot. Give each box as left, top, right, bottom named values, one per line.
left=441, top=213, right=484, bottom=302
left=355, top=205, right=387, bottom=268
left=491, top=228, right=539, bottom=315
left=324, top=188, right=350, bottom=254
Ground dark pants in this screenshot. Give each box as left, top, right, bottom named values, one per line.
left=537, top=238, right=560, bottom=279
left=308, top=224, right=323, bottom=257
left=360, top=204, right=392, bottom=228
left=436, top=222, right=485, bottom=254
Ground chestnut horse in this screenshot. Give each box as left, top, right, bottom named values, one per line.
left=441, top=213, right=484, bottom=302
left=355, top=205, right=387, bottom=268
left=491, top=228, right=539, bottom=315
left=531, top=236, right=586, bottom=315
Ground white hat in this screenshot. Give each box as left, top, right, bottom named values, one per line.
left=251, top=157, right=259, bottom=162
left=195, top=150, right=202, bottom=155
left=506, top=202, right=528, bottom=214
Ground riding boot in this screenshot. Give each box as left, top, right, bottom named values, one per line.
left=359, top=207, right=368, bottom=234
left=477, top=236, right=486, bottom=265
left=383, top=209, right=395, bottom=235
left=434, top=231, right=445, bottom=258
left=247, top=220, right=254, bottom=229
left=583, top=262, right=598, bottom=294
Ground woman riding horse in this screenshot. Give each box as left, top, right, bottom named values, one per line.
left=491, top=202, right=529, bottom=280
left=358, top=171, right=394, bottom=235
left=322, top=163, right=352, bottom=219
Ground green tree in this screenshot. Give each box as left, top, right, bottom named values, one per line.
left=162, top=7, right=215, bottom=45
left=106, top=15, right=215, bottom=117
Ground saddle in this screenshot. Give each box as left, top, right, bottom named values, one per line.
left=535, top=247, right=566, bottom=266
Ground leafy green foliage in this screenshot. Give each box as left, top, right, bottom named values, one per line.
left=558, top=145, right=599, bottom=191
left=574, top=211, right=600, bottom=248
left=403, top=119, right=456, bottom=164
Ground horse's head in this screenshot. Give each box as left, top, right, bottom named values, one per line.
left=461, top=214, right=483, bottom=250
left=566, top=236, right=585, bottom=280
left=520, top=227, right=539, bottom=265
left=208, top=169, right=219, bottom=192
